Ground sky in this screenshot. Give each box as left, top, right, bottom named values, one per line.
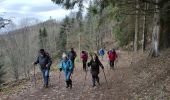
left=0, top=0, right=81, bottom=25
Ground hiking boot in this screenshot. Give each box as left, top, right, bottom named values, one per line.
left=44, top=84, right=48, bottom=88
left=92, top=84, right=96, bottom=87
left=97, top=82, right=100, bottom=85
left=66, top=81, right=69, bottom=88
left=66, top=86, right=69, bottom=88
left=69, top=79, right=72, bottom=89
left=70, top=84, right=72, bottom=89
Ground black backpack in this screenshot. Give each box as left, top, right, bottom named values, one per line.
left=68, top=51, right=76, bottom=60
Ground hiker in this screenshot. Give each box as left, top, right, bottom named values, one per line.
left=107, top=48, right=117, bottom=69
left=80, top=51, right=88, bottom=71
left=59, top=53, right=73, bottom=89
left=33, top=49, right=52, bottom=88
left=68, top=48, right=77, bottom=71
left=98, top=48, right=105, bottom=60
left=87, top=53, right=104, bottom=87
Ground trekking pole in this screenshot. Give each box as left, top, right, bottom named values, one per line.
left=115, top=58, right=119, bottom=69
left=83, top=69, right=87, bottom=89
left=102, top=69, right=109, bottom=89
left=58, top=71, right=61, bottom=89
left=33, top=65, right=36, bottom=87
left=107, top=59, right=109, bottom=69
left=58, top=71, right=61, bottom=84
left=107, top=60, right=110, bottom=73
left=115, top=60, right=117, bottom=69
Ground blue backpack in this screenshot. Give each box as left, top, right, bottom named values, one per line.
left=99, top=49, right=105, bottom=56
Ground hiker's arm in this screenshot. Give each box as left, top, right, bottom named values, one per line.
left=75, top=52, right=77, bottom=58
left=59, top=61, right=63, bottom=71
left=115, top=52, right=118, bottom=61
left=98, top=60, right=104, bottom=69
left=87, top=60, right=92, bottom=67
left=46, top=57, right=52, bottom=68
left=69, top=60, right=73, bottom=71
left=34, top=56, right=39, bottom=65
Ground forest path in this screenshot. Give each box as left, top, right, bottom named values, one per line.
left=1, top=50, right=137, bottom=100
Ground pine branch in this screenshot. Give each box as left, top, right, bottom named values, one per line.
left=139, top=0, right=158, bottom=5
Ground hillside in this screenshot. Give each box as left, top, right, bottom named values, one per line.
left=0, top=0, right=170, bottom=99
left=0, top=49, right=134, bottom=100
left=0, top=47, right=170, bottom=99
left=129, top=49, right=170, bottom=99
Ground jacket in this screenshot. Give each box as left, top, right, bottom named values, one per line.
left=107, top=51, right=117, bottom=61
left=81, top=52, right=88, bottom=61
left=88, top=58, right=104, bottom=73
left=68, top=51, right=77, bottom=61
left=60, top=58, right=73, bottom=73
left=34, top=54, right=52, bottom=70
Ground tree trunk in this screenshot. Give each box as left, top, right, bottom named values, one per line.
left=142, top=3, right=148, bottom=52
left=97, top=33, right=100, bottom=52
left=134, top=0, right=139, bottom=51
left=89, top=24, right=92, bottom=49
left=159, top=21, right=170, bottom=49
left=79, top=33, right=81, bottom=60
left=150, top=0, right=160, bottom=57
left=66, top=26, right=68, bottom=49
left=158, top=2, right=170, bottom=49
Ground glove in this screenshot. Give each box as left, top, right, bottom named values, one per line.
left=87, top=62, right=90, bottom=67
left=32, top=62, right=36, bottom=65
left=59, top=68, right=62, bottom=71
left=101, top=66, right=104, bottom=70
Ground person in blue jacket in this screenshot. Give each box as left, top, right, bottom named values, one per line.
left=59, top=53, right=73, bottom=89
left=98, top=48, right=105, bottom=60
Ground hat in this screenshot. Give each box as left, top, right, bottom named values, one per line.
left=62, top=53, right=67, bottom=58
left=89, top=52, right=97, bottom=57
left=112, top=48, right=115, bottom=52
left=39, top=49, right=45, bottom=53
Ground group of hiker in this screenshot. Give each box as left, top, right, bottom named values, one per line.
left=33, top=48, right=117, bottom=89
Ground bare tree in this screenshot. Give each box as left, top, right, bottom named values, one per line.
left=142, top=3, right=149, bottom=52
left=149, top=0, right=160, bottom=57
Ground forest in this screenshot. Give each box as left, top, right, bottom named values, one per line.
left=0, top=0, right=170, bottom=99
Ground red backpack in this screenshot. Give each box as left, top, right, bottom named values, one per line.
left=81, top=52, right=88, bottom=61
left=83, top=52, right=88, bottom=61
left=108, top=51, right=117, bottom=61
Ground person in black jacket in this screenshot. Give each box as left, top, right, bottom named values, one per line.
left=68, top=48, right=77, bottom=71
left=88, top=53, right=104, bottom=87
left=33, top=49, right=52, bottom=88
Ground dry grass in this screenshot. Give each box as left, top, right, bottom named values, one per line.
left=129, top=49, right=170, bottom=99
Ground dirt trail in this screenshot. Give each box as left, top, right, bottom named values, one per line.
left=1, top=50, right=137, bottom=100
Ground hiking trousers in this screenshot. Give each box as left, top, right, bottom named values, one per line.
left=91, top=71, right=99, bottom=86
left=64, top=71, right=72, bottom=81
left=82, top=60, right=87, bottom=71
left=71, top=59, right=75, bottom=72
left=109, top=60, right=115, bottom=68
left=41, top=68, right=50, bottom=86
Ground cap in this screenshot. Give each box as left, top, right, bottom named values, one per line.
left=62, top=53, right=67, bottom=58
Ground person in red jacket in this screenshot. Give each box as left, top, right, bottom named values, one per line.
left=81, top=51, right=88, bottom=71
left=107, top=49, right=117, bottom=69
